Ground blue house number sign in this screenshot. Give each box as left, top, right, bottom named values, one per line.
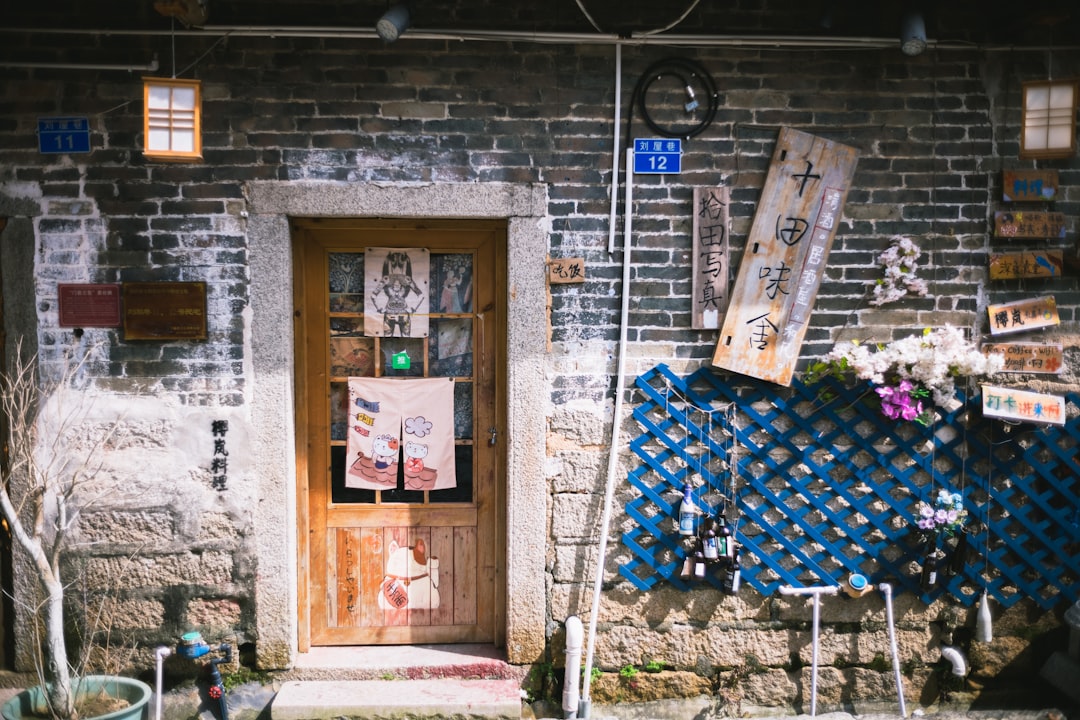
left=38, top=117, right=91, bottom=155
left=633, top=138, right=682, bottom=175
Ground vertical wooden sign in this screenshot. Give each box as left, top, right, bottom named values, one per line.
left=691, top=187, right=730, bottom=330
left=712, top=128, right=858, bottom=385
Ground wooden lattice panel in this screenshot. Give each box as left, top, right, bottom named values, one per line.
left=620, top=364, right=1080, bottom=609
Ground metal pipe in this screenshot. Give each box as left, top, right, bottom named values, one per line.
left=0, top=57, right=159, bottom=72
left=879, top=583, right=907, bottom=717
left=606, top=43, right=621, bottom=254
left=579, top=146, right=635, bottom=719
left=779, top=585, right=839, bottom=717
left=4, top=25, right=1073, bottom=52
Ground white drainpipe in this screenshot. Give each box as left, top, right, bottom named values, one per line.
left=940, top=645, right=968, bottom=676
left=563, top=615, right=584, bottom=719
left=154, top=645, right=172, bottom=720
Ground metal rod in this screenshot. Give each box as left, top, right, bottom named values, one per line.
left=0, top=57, right=159, bottom=72
left=779, top=585, right=839, bottom=717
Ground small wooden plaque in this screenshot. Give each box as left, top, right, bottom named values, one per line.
left=981, top=384, right=1065, bottom=425
left=1002, top=170, right=1058, bottom=202
left=993, top=211, right=1067, bottom=239
left=547, top=257, right=586, bottom=284
left=982, top=342, right=1063, bottom=374
left=122, top=281, right=207, bottom=340
left=989, top=250, right=1063, bottom=280
left=987, top=295, right=1059, bottom=336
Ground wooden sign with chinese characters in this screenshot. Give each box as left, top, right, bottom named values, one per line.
left=1002, top=169, right=1058, bottom=202
left=993, top=211, right=1067, bottom=239
left=122, top=282, right=207, bottom=340
left=987, top=295, right=1059, bottom=335
left=981, top=384, right=1066, bottom=426
left=713, top=127, right=858, bottom=385
left=982, top=342, right=1064, bottom=374
left=547, top=257, right=586, bottom=284
left=691, top=187, right=730, bottom=329
left=989, top=250, right=1063, bottom=280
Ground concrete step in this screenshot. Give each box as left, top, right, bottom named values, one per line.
left=271, top=678, right=523, bottom=720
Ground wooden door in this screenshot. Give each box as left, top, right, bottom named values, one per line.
left=293, top=219, right=506, bottom=646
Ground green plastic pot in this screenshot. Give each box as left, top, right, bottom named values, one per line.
left=1, top=675, right=152, bottom=720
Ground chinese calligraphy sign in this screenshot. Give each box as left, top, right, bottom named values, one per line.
left=1002, top=169, right=1058, bottom=202
left=548, top=257, right=586, bottom=284
left=989, top=250, right=1063, bottom=280
left=712, top=127, right=858, bottom=385
left=993, top=211, right=1067, bottom=239
left=987, top=295, right=1060, bottom=336
left=691, top=187, right=730, bottom=330
left=981, top=384, right=1065, bottom=426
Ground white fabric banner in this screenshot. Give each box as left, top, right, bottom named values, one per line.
left=346, top=377, right=457, bottom=491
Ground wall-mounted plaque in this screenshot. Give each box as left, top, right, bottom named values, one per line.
left=989, top=250, right=1063, bottom=280
left=982, top=342, right=1064, bottom=374
left=987, top=295, right=1059, bottom=336
left=58, top=284, right=121, bottom=327
left=981, top=384, right=1065, bottom=426
left=1002, top=169, right=1058, bottom=202
left=122, top=281, right=207, bottom=340
left=993, top=211, right=1067, bottom=239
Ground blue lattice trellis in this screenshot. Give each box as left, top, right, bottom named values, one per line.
left=619, top=363, right=1080, bottom=609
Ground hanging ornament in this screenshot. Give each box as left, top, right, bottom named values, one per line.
left=975, top=589, right=993, bottom=643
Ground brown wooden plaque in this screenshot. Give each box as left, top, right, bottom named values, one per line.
left=1002, top=170, right=1058, bottom=202
left=989, top=250, right=1064, bottom=280
left=691, top=186, right=730, bottom=330
left=712, top=127, right=858, bottom=385
left=547, top=257, right=586, bottom=284
left=58, top=283, right=121, bottom=327
left=987, top=295, right=1059, bottom=336
left=982, top=342, right=1064, bottom=374
left=993, top=211, right=1067, bottom=239
left=122, top=281, right=207, bottom=340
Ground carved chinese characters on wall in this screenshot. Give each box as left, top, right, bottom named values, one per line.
left=712, top=128, right=859, bottom=385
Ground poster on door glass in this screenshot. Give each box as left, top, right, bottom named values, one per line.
left=364, top=248, right=430, bottom=338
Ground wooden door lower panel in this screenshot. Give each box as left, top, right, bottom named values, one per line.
left=321, top=525, right=482, bottom=644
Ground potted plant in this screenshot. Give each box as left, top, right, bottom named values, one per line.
left=0, top=342, right=152, bottom=720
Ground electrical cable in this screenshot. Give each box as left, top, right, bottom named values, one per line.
left=624, top=56, right=718, bottom=148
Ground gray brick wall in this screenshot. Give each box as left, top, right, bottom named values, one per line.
left=1, top=0, right=1079, bottom=708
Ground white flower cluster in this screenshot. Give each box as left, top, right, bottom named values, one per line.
left=825, top=325, right=1004, bottom=407
left=870, top=236, right=929, bottom=306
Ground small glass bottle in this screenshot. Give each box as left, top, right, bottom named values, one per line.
left=702, top=516, right=719, bottom=561
left=678, top=483, right=696, bottom=537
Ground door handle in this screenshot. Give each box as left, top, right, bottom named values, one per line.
left=489, top=426, right=498, bottom=446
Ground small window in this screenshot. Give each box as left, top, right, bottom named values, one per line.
left=1020, top=79, right=1077, bottom=160
left=142, top=77, right=202, bottom=161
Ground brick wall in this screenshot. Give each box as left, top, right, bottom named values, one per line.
left=2, top=2, right=1079, bottom=710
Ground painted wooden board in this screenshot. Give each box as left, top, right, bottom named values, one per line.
left=989, top=250, right=1064, bottom=280
left=981, top=384, right=1066, bottom=426
left=987, top=295, right=1060, bottom=335
left=548, top=257, right=585, bottom=284
left=982, top=342, right=1064, bottom=374
left=993, top=211, right=1067, bottom=239
left=712, top=127, right=858, bottom=385
left=1002, top=169, right=1058, bottom=202
left=691, top=187, right=730, bottom=330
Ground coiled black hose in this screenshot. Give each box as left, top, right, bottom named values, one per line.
left=625, top=56, right=719, bottom=147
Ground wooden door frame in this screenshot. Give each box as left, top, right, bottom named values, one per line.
left=246, top=182, right=548, bottom=667
left=291, top=218, right=507, bottom=650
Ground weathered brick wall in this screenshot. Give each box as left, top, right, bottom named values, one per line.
left=2, top=0, right=1079, bottom=709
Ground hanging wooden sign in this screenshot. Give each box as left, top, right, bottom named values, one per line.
left=691, top=186, right=730, bottom=330
left=712, top=127, right=858, bottom=385
left=987, top=295, right=1059, bottom=335
left=993, top=211, right=1067, bottom=239
left=989, top=250, right=1064, bottom=280
left=982, top=342, right=1064, bottom=374
left=981, top=384, right=1066, bottom=426
left=547, top=257, right=586, bottom=284
left=1002, top=169, right=1058, bottom=202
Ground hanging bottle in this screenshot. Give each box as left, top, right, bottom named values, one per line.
left=692, top=539, right=707, bottom=581
left=920, top=547, right=945, bottom=591
left=678, top=482, right=697, bottom=537
left=717, top=511, right=733, bottom=560
left=946, top=527, right=968, bottom=577
left=701, top=516, right=719, bottom=561
left=975, top=589, right=993, bottom=643
left=722, top=548, right=741, bottom=594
